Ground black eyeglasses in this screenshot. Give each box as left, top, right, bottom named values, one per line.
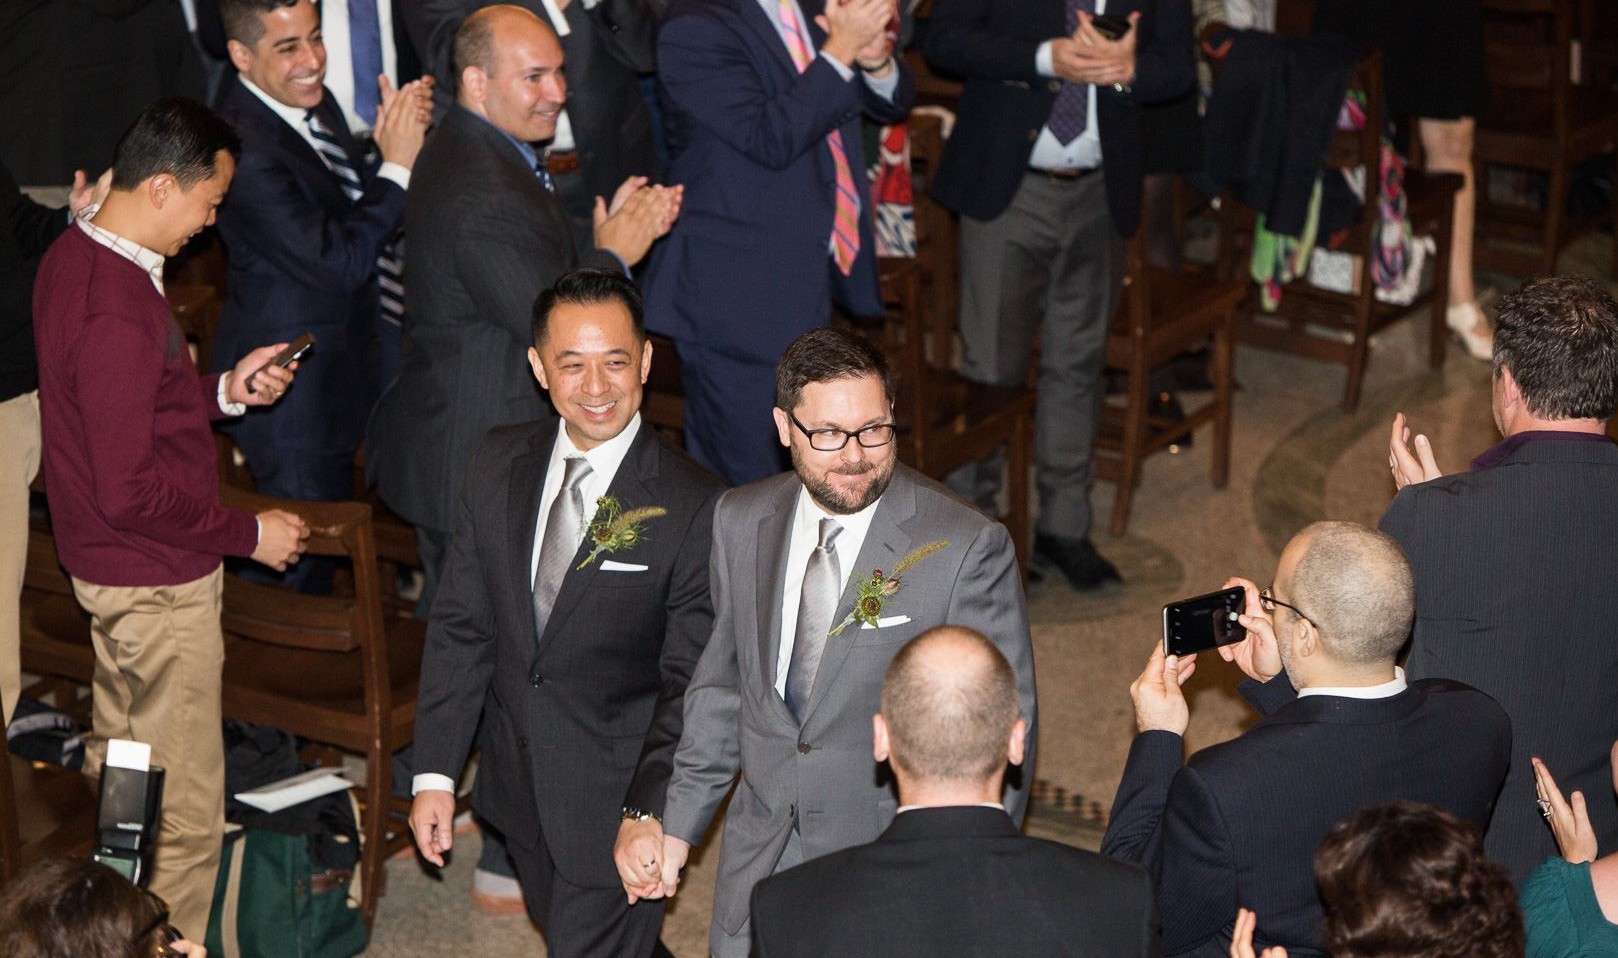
left=1260, top=586, right=1317, bottom=630
left=134, top=890, right=183, bottom=958
left=786, top=410, right=896, bottom=452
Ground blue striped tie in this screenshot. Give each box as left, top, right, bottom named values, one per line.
left=306, top=109, right=405, bottom=327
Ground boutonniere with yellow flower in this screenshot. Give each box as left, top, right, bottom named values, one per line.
left=577, top=495, right=667, bottom=569
left=828, top=540, right=950, bottom=635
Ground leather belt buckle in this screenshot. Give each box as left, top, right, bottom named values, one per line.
left=545, top=151, right=580, bottom=176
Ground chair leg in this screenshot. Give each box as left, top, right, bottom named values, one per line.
left=1342, top=264, right=1377, bottom=411
left=1007, top=411, right=1032, bottom=577
left=1611, top=153, right=1618, bottom=279
left=1110, top=352, right=1151, bottom=537
left=1428, top=195, right=1455, bottom=369
left=1544, top=164, right=1570, bottom=277
left=1211, top=318, right=1234, bottom=488
left=360, top=742, right=391, bottom=927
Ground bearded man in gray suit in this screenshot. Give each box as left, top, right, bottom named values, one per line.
left=613, top=326, right=1038, bottom=958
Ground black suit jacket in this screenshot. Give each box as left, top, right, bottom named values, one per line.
left=752, top=805, right=1159, bottom=958
left=924, top=0, right=1194, bottom=235
left=1381, top=435, right=1618, bottom=884
left=212, top=78, right=405, bottom=455
left=1103, top=676, right=1511, bottom=958
left=412, top=417, right=724, bottom=886
left=0, top=156, right=68, bottom=401
left=401, top=0, right=660, bottom=202
left=365, top=104, right=622, bottom=534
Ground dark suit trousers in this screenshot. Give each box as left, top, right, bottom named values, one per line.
left=951, top=170, right=1124, bottom=540
left=507, top=816, right=668, bottom=958
left=678, top=342, right=789, bottom=486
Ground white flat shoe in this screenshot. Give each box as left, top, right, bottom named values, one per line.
left=1446, top=301, right=1493, bottom=361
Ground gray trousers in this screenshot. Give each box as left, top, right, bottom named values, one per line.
left=711, top=827, right=805, bottom=958
left=952, top=169, right=1125, bottom=541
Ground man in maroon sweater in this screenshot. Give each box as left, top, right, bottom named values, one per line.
left=32, top=97, right=309, bottom=938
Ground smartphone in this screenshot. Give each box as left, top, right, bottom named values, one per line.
left=247, top=332, right=315, bottom=394
left=1162, top=586, right=1246, bottom=657
left=1091, top=13, right=1132, bottom=40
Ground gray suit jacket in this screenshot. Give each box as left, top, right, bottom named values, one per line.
left=662, top=464, right=1038, bottom=939
left=365, top=104, right=621, bottom=533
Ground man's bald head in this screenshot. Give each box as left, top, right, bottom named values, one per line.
left=453, top=5, right=566, bottom=140
left=880, top=627, right=1020, bottom=784
left=1283, top=521, right=1414, bottom=665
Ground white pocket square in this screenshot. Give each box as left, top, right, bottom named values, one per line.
left=860, top=615, right=912, bottom=630
left=600, top=560, right=649, bottom=572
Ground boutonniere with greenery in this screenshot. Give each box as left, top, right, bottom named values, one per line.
left=828, top=540, right=950, bottom=635
left=577, top=495, right=667, bottom=569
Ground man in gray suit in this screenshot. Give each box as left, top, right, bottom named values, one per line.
left=1383, top=274, right=1618, bottom=884
left=616, top=327, right=1038, bottom=958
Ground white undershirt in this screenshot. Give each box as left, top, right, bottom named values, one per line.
left=772, top=487, right=881, bottom=696
left=1297, top=666, right=1408, bottom=700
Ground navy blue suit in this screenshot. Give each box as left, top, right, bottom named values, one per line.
left=212, top=77, right=406, bottom=588
left=643, top=0, right=914, bottom=484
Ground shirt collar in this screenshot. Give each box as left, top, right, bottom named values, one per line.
left=1298, top=666, right=1407, bottom=700
left=548, top=413, right=642, bottom=483
left=794, top=482, right=882, bottom=548
left=1470, top=429, right=1616, bottom=471
left=239, top=74, right=322, bottom=134
left=77, top=210, right=166, bottom=293
left=457, top=104, right=542, bottom=172
left=897, top=802, right=1006, bottom=814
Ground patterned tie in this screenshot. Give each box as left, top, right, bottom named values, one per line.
left=532, top=457, right=594, bottom=637
left=1046, top=0, right=1096, bottom=145
left=776, top=0, right=860, bottom=275
left=306, top=109, right=405, bottom=327
left=534, top=156, right=556, bottom=195
left=784, top=518, right=842, bottom=722
left=347, top=0, right=384, bottom=126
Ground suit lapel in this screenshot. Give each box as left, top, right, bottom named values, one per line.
left=735, top=0, right=800, bottom=80
left=507, top=421, right=559, bottom=639
left=242, top=83, right=359, bottom=210
left=800, top=470, right=917, bottom=723
left=755, top=480, right=798, bottom=719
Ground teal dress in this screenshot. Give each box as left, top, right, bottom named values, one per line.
left=1521, top=858, right=1618, bottom=958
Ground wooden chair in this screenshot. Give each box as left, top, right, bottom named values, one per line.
left=903, top=112, right=960, bottom=366
left=215, top=486, right=428, bottom=926
left=18, top=519, right=96, bottom=700
left=1474, top=0, right=1618, bottom=279
left=0, top=752, right=98, bottom=888
left=642, top=333, right=689, bottom=449
left=1094, top=212, right=1242, bottom=536
left=1216, top=49, right=1462, bottom=410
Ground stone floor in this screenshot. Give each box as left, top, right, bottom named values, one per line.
left=362, top=233, right=1615, bottom=957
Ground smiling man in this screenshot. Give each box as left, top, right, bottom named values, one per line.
left=629, top=326, right=1038, bottom=958
left=210, top=0, right=431, bottom=594
left=408, top=267, right=722, bottom=958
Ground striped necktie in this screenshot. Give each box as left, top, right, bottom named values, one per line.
left=775, top=0, right=860, bottom=276
left=306, top=109, right=405, bottom=328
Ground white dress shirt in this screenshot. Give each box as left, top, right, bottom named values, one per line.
left=772, top=486, right=882, bottom=696
left=320, top=0, right=400, bottom=135
left=532, top=0, right=587, bottom=152
left=1297, top=666, right=1408, bottom=700
left=413, top=414, right=643, bottom=796
left=238, top=75, right=410, bottom=190
left=1029, top=0, right=1106, bottom=171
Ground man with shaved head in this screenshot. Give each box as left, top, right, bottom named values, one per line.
left=1103, top=521, right=1513, bottom=958
left=750, top=626, right=1156, bottom=957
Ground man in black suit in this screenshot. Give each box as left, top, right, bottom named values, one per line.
left=407, top=268, right=723, bottom=958
left=401, top=0, right=660, bottom=246
left=1103, top=521, right=1512, bottom=958
left=925, top=0, right=1192, bottom=589
left=1383, top=274, right=1618, bottom=884
left=211, top=0, right=430, bottom=592
left=751, top=625, right=1156, bottom=958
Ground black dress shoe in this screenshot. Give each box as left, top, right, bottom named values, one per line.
left=1032, top=533, right=1122, bottom=591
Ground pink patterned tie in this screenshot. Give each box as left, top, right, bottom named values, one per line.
left=777, top=0, right=860, bottom=275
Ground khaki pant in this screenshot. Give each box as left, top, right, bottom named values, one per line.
left=73, top=568, right=226, bottom=941
left=1, top=389, right=41, bottom=726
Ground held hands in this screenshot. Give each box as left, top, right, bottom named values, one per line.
left=373, top=75, right=434, bottom=170
left=818, top=0, right=895, bottom=69
left=1532, top=755, right=1599, bottom=863
left=1051, top=10, right=1139, bottom=87
left=1230, top=908, right=1289, bottom=958
left=1221, top=576, right=1283, bottom=684
left=1129, top=640, right=1196, bottom=734
left=614, top=817, right=666, bottom=903
left=226, top=343, right=298, bottom=408
left=408, top=789, right=458, bottom=867
left=1389, top=412, right=1443, bottom=489
left=594, top=177, right=683, bottom=266
left=252, top=509, right=309, bottom=571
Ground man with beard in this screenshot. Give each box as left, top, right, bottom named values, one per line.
left=615, top=326, right=1037, bottom=958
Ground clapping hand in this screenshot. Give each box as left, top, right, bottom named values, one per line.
left=594, top=178, right=683, bottom=266
left=1389, top=412, right=1443, bottom=490
left=1230, top=908, right=1288, bottom=958
left=1051, top=10, right=1138, bottom=88
left=1532, top=754, right=1599, bottom=863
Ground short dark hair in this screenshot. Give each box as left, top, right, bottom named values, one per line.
left=532, top=268, right=645, bottom=347
left=774, top=327, right=893, bottom=411
left=881, top=626, right=1019, bottom=783
left=0, top=857, right=170, bottom=958
left=1493, top=275, right=1618, bottom=421
left=1316, top=802, right=1523, bottom=958
left=219, top=0, right=300, bottom=47
left=110, top=97, right=240, bottom=191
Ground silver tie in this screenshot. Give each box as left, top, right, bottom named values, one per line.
left=784, top=518, right=842, bottom=721
left=532, top=456, right=593, bottom=637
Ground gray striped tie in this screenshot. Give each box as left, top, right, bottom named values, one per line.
left=784, top=518, right=842, bottom=722
left=532, top=457, right=593, bottom=637
left=305, top=109, right=405, bottom=328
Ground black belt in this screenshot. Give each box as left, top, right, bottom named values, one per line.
left=1028, top=165, right=1098, bottom=182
